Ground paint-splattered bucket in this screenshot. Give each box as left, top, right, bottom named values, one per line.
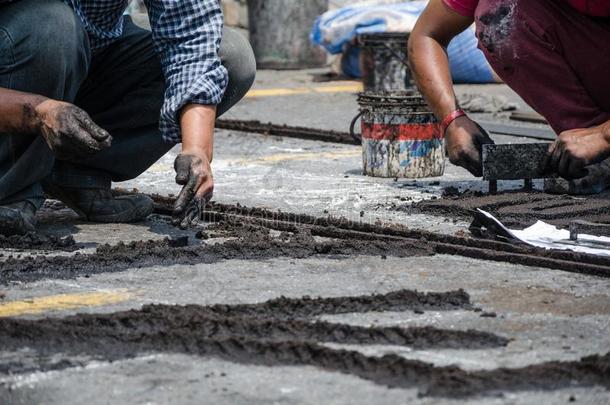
left=358, top=33, right=412, bottom=92
left=351, top=92, right=445, bottom=178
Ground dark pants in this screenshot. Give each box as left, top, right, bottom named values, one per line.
left=474, top=0, right=610, bottom=134
left=0, top=0, right=255, bottom=207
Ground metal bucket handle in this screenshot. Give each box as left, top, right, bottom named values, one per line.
left=349, top=111, right=363, bottom=143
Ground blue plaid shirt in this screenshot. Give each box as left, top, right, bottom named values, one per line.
left=50, top=1, right=228, bottom=143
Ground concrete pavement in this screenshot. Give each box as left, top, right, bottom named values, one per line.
left=1, top=70, right=609, bottom=404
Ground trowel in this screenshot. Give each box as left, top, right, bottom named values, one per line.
left=481, top=143, right=552, bottom=193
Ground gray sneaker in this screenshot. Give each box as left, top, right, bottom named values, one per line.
left=0, top=201, right=37, bottom=236
left=544, top=159, right=610, bottom=195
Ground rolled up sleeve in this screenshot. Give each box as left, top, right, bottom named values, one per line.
left=145, top=0, right=228, bottom=143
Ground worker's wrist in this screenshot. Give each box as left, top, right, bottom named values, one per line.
left=440, top=108, right=467, bottom=136
left=602, top=119, right=610, bottom=146
left=26, top=95, right=51, bottom=134
left=180, top=104, right=216, bottom=163
left=180, top=144, right=213, bottom=162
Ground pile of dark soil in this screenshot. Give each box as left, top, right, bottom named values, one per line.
left=1, top=294, right=608, bottom=398
left=197, top=288, right=472, bottom=318
left=2, top=192, right=609, bottom=397
left=5, top=192, right=610, bottom=284
left=0, top=230, right=433, bottom=284
left=409, top=191, right=610, bottom=228
left=0, top=233, right=77, bottom=252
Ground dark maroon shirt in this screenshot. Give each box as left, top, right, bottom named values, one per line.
left=443, top=0, right=610, bottom=17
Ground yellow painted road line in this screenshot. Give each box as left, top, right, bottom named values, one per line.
left=0, top=290, right=131, bottom=317
left=312, top=84, right=363, bottom=94
left=233, top=148, right=361, bottom=165
left=246, top=83, right=363, bottom=98
left=247, top=87, right=310, bottom=98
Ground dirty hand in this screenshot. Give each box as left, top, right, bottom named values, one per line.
left=172, top=152, right=214, bottom=229
left=445, top=116, right=494, bottom=177
left=543, top=122, right=610, bottom=180
left=35, top=99, right=112, bottom=160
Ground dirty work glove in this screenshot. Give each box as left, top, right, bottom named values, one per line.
left=35, top=100, right=112, bottom=160
left=172, top=152, right=214, bottom=229
left=543, top=122, right=610, bottom=180
left=445, top=116, right=495, bottom=177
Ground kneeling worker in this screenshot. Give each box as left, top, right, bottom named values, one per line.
left=409, top=0, right=610, bottom=192
left=0, top=0, right=256, bottom=235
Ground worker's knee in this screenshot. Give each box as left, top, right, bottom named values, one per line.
left=220, top=27, right=257, bottom=96
left=21, top=1, right=89, bottom=80
left=0, top=0, right=89, bottom=98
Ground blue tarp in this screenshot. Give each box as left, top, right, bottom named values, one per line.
left=311, top=1, right=495, bottom=83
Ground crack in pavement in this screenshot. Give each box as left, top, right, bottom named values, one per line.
left=0, top=230, right=433, bottom=284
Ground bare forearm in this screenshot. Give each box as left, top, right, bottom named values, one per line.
left=0, top=87, right=47, bottom=134
left=174, top=104, right=217, bottom=228
left=409, top=35, right=457, bottom=120
left=180, top=104, right=216, bottom=161
left=408, top=0, right=474, bottom=120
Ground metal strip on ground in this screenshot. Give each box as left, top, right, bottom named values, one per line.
left=216, top=119, right=359, bottom=145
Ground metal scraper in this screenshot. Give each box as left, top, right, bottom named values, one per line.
left=482, top=143, right=552, bottom=193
